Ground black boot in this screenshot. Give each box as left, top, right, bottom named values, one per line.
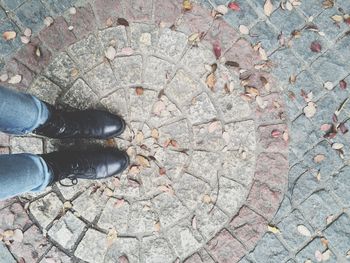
left=41, top=149, right=129, bottom=186
left=33, top=103, right=125, bottom=139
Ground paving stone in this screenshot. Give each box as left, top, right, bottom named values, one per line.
left=0, top=132, right=9, bottom=146
left=186, top=93, right=217, bottom=125
left=29, top=192, right=63, bottom=228
left=158, top=119, right=191, bottom=150
left=296, top=237, right=337, bottom=263
left=167, top=223, right=202, bottom=259
left=0, top=20, right=21, bottom=56
left=154, top=0, right=182, bottom=26
left=8, top=225, right=50, bottom=262
left=194, top=204, right=229, bottom=241
left=104, top=237, right=140, bottom=263
left=224, top=0, right=259, bottom=27
left=2, top=58, right=35, bottom=90
left=229, top=206, right=267, bottom=250
left=75, top=229, right=108, bottom=263
left=98, top=26, right=128, bottom=52
left=332, top=167, right=350, bottom=207
left=291, top=170, right=321, bottom=205
left=148, top=95, right=183, bottom=127
left=84, top=62, right=118, bottom=96
left=192, top=121, right=226, bottom=152
left=166, top=69, right=202, bottom=106
left=250, top=21, right=279, bottom=54
left=15, top=0, right=49, bottom=33
left=152, top=193, right=189, bottom=228
left=14, top=37, right=52, bottom=74
left=28, top=75, right=61, bottom=105
left=130, top=23, right=159, bottom=53
left=225, top=39, right=260, bottom=70
left=0, top=8, right=6, bottom=21
left=48, top=211, right=85, bottom=250
left=0, top=202, right=31, bottom=230
left=181, top=44, right=216, bottom=77
left=111, top=55, right=143, bottom=86
left=93, top=0, right=124, bottom=28
left=66, top=4, right=96, bottom=39
left=269, top=8, right=306, bottom=34
left=225, top=120, right=256, bottom=152
left=250, top=233, right=289, bottom=263
left=299, top=190, right=341, bottom=230
left=68, top=34, right=104, bottom=72
left=216, top=176, right=246, bottom=215
left=324, top=213, right=350, bottom=257
left=173, top=173, right=211, bottom=210
left=127, top=201, right=158, bottom=235
left=207, top=229, right=246, bottom=263
left=98, top=198, right=129, bottom=233
left=296, top=0, right=324, bottom=17
left=144, top=56, right=173, bottom=85
left=157, top=28, right=188, bottom=61
left=61, top=78, right=98, bottom=109
left=0, top=243, right=15, bottom=263
left=44, top=52, right=79, bottom=89
left=10, top=137, right=43, bottom=154
left=100, top=88, right=128, bottom=119
left=141, top=236, right=176, bottom=263
left=43, top=0, right=76, bottom=15
left=39, top=17, right=77, bottom=52
left=127, top=87, right=157, bottom=122
left=258, top=124, right=288, bottom=152
left=124, top=0, right=153, bottom=22
left=39, top=246, right=72, bottom=263
left=277, top=209, right=314, bottom=249
left=1, top=0, right=25, bottom=10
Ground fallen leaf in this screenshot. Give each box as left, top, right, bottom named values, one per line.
left=151, top=128, right=159, bottom=139
left=264, top=0, right=274, bottom=16
left=339, top=80, right=347, bottom=90
left=136, top=155, right=150, bottom=167
left=310, top=41, right=322, bottom=52
left=63, top=201, right=73, bottom=209
left=0, top=74, right=8, bottom=82
left=225, top=61, right=240, bottom=67
left=188, top=32, right=201, bottom=45
left=158, top=185, right=175, bottom=195
left=206, top=73, right=216, bottom=91
left=35, top=47, right=41, bottom=57
left=228, top=2, right=240, bottom=11
left=20, top=36, right=30, bottom=44
left=114, top=198, right=125, bottom=208
left=202, top=194, right=212, bottom=204
left=159, top=167, right=166, bottom=176
left=106, top=228, right=118, bottom=247
left=153, top=100, right=166, bottom=116
left=105, top=46, right=116, bottom=60
left=8, top=75, right=22, bottom=84
left=129, top=166, right=140, bottom=175
left=12, top=229, right=23, bottom=242
left=68, top=26, right=74, bottom=31
left=119, top=256, right=129, bottom=263
left=321, top=123, right=332, bottom=131
left=267, top=225, right=280, bottom=234
left=283, top=131, right=289, bottom=142
left=315, top=250, right=323, bottom=262
left=304, top=102, right=317, bottom=118
left=23, top=28, right=32, bottom=37
left=324, top=81, right=334, bottom=90
left=322, top=0, right=334, bottom=9
left=239, top=25, right=249, bottom=35
left=314, top=154, right=325, bottom=163
left=71, top=68, right=79, bottom=77
left=44, top=17, right=54, bottom=27
left=69, top=7, right=77, bottom=15
left=117, top=18, right=129, bottom=26
left=322, top=250, right=331, bottom=261
left=135, top=131, right=144, bottom=144
left=120, top=47, right=134, bottom=56
left=154, top=221, right=161, bottom=232
left=271, top=129, right=282, bottom=138
left=297, top=225, right=311, bottom=237
left=192, top=216, right=197, bottom=229
left=183, top=0, right=192, bottom=11
left=3, top=31, right=16, bottom=40
left=216, top=5, right=228, bottom=15
left=331, top=15, right=343, bottom=23
left=213, top=42, right=221, bottom=59
left=345, top=17, right=350, bottom=25
left=245, top=86, right=259, bottom=96
left=135, top=87, right=144, bottom=96
left=208, top=121, right=221, bottom=133
left=339, top=123, right=348, bottom=134
left=106, top=17, right=114, bottom=27
left=332, top=143, right=344, bottom=150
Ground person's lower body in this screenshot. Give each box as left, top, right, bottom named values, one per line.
left=0, top=86, right=128, bottom=201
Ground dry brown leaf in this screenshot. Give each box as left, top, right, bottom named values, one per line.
left=331, top=15, right=344, bottom=23
left=314, top=154, right=325, bottom=163
left=153, top=100, right=166, bottom=116
left=332, top=143, right=344, bottom=150
left=20, top=36, right=30, bottom=44
left=135, top=87, right=144, bottom=96
left=304, top=102, right=317, bottom=118
left=154, top=221, right=161, bottom=232
left=206, top=72, right=216, bottom=91
left=44, top=17, right=54, bottom=27
left=264, top=0, right=274, bottom=16
left=202, top=194, right=212, bottom=204
left=216, top=5, right=228, bottom=15
left=297, top=225, right=311, bottom=237
left=136, top=155, right=150, bottom=167
left=151, top=128, right=159, bottom=139
left=129, top=165, right=140, bottom=175
left=23, top=28, right=32, bottom=37
left=135, top=131, right=144, bottom=144
left=8, top=75, right=22, bottom=84
left=245, top=86, right=259, bottom=96
left=105, top=46, right=116, bottom=60
left=239, top=25, right=249, bottom=35
left=3, top=31, right=16, bottom=40
left=208, top=121, right=221, bottom=133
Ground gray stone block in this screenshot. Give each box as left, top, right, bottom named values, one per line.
left=15, top=0, right=49, bottom=33
left=324, top=213, right=350, bottom=256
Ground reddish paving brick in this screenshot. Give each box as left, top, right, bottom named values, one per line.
left=0, top=132, right=9, bottom=146
left=4, top=59, right=35, bottom=91
left=207, top=229, right=246, bottom=263
left=124, top=0, right=153, bottom=22
left=14, top=37, right=52, bottom=74
left=254, top=153, right=288, bottom=191
left=154, top=0, right=182, bottom=26
left=0, top=202, right=31, bottom=230
left=229, top=206, right=267, bottom=250
left=247, top=71, right=280, bottom=95
left=68, top=4, right=97, bottom=39
left=184, top=253, right=203, bottom=263
left=39, top=17, right=76, bottom=52
left=0, top=147, right=10, bottom=154
left=93, top=0, right=124, bottom=28
left=225, top=39, right=260, bottom=70
left=204, top=19, right=240, bottom=52
left=246, top=181, right=283, bottom=220
left=258, top=124, right=288, bottom=152
left=255, top=93, right=286, bottom=123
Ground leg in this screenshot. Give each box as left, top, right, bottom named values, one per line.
left=0, top=86, right=50, bottom=135
left=0, top=154, right=53, bottom=200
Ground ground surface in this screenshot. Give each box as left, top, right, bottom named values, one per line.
left=0, top=0, right=349, bottom=262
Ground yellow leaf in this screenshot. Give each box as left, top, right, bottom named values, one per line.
left=267, top=225, right=280, bottom=234
left=136, top=155, right=150, bottom=167
left=183, top=0, right=192, bottom=11
left=3, top=31, right=16, bottom=40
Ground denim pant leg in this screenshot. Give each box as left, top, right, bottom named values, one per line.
left=0, top=154, right=53, bottom=200
left=0, top=85, right=50, bottom=135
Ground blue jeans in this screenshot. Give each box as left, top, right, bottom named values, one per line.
left=0, top=86, right=53, bottom=200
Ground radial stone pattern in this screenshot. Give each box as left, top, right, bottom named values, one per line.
left=0, top=1, right=289, bottom=263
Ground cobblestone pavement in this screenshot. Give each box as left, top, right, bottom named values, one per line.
left=0, top=0, right=349, bottom=262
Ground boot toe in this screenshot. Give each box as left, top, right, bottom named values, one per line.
left=102, top=113, right=126, bottom=139
left=107, top=150, right=129, bottom=176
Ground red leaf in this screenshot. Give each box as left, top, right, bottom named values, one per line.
left=213, top=42, right=221, bottom=59
left=271, top=130, right=281, bottom=138
left=228, top=2, right=240, bottom=11
left=310, top=41, right=322, bottom=53
left=339, top=79, right=347, bottom=90
left=332, top=114, right=338, bottom=123
left=345, top=17, right=350, bottom=25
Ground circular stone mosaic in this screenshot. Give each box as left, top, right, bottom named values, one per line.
left=2, top=2, right=289, bottom=262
